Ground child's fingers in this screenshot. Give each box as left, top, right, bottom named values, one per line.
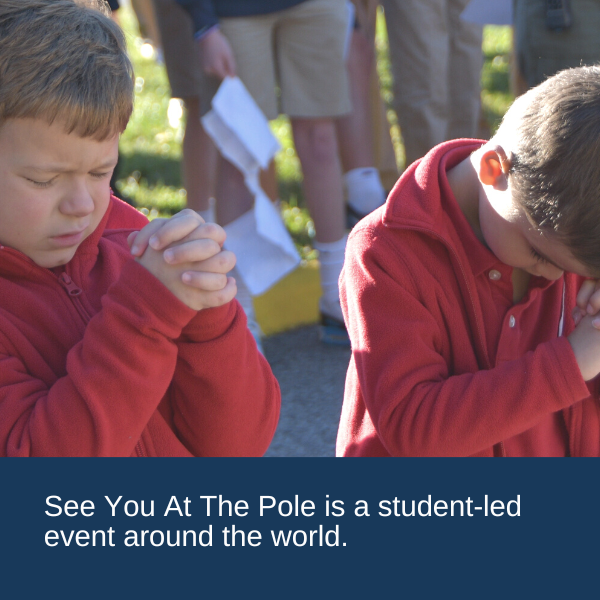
left=576, top=279, right=597, bottom=310
left=196, top=276, right=238, bottom=309
left=177, top=221, right=226, bottom=248
left=181, top=271, right=229, bottom=291
left=163, top=238, right=223, bottom=265
left=191, top=249, right=237, bottom=274
left=573, top=307, right=585, bottom=326
left=130, top=218, right=168, bottom=257
left=148, top=209, right=206, bottom=251
left=127, top=230, right=139, bottom=248
left=586, top=287, right=600, bottom=315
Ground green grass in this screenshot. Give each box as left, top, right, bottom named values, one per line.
left=116, top=6, right=513, bottom=258
left=481, top=25, right=513, bottom=133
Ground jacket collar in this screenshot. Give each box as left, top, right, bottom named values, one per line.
left=383, top=139, right=484, bottom=236
left=383, top=140, right=497, bottom=276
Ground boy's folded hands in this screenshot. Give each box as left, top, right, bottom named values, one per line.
left=569, top=279, right=600, bottom=381
left=572, top=279, right=600, bottom=327
left=128, top=209, right=237, bottom=311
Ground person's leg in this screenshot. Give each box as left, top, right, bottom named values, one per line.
left=382, top=0, right=448, bottom=165
left=132, top=0, right=162, bottom=50
left=291, top=118, right=345, bottom=245
left=275, top=0, right=351, bottom=337
left=447, top=0, right=483, bottom=141
left=214, top=157, right=254, bottom=226
left=211, top=153, right=265, bottom=351
left=181, top=97, right=217, bottom=219
left=260, top=162, right=279, bottom=203
left=335, top=14, right=386, bottom=221
left=336, top=28, right=375, bottom=172
left=291, top=117, right=346, bottom=323
left=152, top=0, right=216, bottom=218
left=360, top=0, right=398, bottom=188
left=213, top=14, right=282, bottom=351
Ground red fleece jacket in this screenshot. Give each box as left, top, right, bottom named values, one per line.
left=337, top=140, right=600, bottom=457
left=0, top=196, right=280, bottom=456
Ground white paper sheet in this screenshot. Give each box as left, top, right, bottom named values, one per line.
left=201, top=77, right=301, bottom=296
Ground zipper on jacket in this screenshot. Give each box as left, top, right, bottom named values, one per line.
left=58, top=272, right=82, bottom=296
left=57, top=271, right=94, bottom=324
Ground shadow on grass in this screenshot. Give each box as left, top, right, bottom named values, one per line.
left=116, top=151, right=182, bottom=189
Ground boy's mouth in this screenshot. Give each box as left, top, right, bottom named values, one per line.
left=50, top=229, right=87, bottom=247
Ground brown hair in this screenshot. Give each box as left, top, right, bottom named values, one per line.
left=0, top=0, right=134, bottom=140
left=497, top=65, right=600, bottom=273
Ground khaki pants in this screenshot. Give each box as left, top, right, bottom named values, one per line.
left=351, top=0, right=398, bottom=188
left=382, top=0, right=483, bottom=165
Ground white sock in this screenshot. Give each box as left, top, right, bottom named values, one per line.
left=196, top=197, right=216, bottom=224
left=314, top=235, right=347, bottom=321
left=344, top=167, right=386, bottom=216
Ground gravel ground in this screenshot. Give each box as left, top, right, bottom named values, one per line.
left=263, top=326, right=351, bottom=457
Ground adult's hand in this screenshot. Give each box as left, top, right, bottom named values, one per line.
left=198, top=28, right=237, bottom=79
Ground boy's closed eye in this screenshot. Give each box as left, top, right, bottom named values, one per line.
left=530, top=247, right=549, bottom=264
left=25, top=170, right=111, bottom=188
left=25, top=176, right=56, bottom=188
left=89, top=171, right=112, bottom=180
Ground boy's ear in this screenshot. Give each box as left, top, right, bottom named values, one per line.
left=478, top=145, right=511, bottom=190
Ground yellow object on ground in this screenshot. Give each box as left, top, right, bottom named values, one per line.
left=253, top=260, right=321, bottom=335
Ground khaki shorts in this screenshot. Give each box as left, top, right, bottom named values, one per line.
left=217, top=0, right=351, bottom=119
left=152, top=0, right=205, bottom=100
left=153, top=0, right=351, bottom=118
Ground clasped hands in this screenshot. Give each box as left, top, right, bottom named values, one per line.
left=569, top=279, right=600, bottom=381
left=128, top=209, right=237, bottom=311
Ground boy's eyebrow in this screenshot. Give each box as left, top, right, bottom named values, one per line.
left=24, top=158, right=119, bottom=172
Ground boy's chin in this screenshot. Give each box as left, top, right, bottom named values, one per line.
left=33, top=249, right=78, bottom=269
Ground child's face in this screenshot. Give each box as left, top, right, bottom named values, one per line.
left=0, top=118, right=119, bottom=268
left=479, top=185, right=592, bottom=279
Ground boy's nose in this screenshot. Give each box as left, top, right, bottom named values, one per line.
left=543, top=264, right=564, bottom=281
left=59, top=182, right=95, bottom=217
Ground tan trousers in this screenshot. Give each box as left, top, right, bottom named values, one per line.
left=382, top=0, right=483, bottom=165
left=351, top=0, right=399, bottom=189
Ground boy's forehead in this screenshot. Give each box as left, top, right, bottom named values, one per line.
left=0, top=118, right=119, bottom=168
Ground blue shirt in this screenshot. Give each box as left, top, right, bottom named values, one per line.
left=176, top=0, right=307, bottom=37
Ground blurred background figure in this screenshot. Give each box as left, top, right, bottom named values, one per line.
left=513, top=0, right=600, bottom=95
left=152, top=0, right=218, bottom=223
left=132, top=0, right=162, bottom=53
left=335, top=0, right=396, bottom=226
left=382, top=0, right=483, bottom=165
left=177, top=0, right=353, bottom=346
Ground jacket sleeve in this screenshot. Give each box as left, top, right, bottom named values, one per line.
left=176, top=0, right=219, bottom=37
left=341, top=226, right=592, bottom=457
left=168, top=300, right=280, bottom=456
left=0, top=260, right=197, bottom=457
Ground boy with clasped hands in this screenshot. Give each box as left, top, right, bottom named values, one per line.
left=0, top=0, right=279, bottom=456
left=338, top=66, right=600, bottom=456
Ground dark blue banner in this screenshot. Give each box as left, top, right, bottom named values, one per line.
left=1, top=459, right=597, bottom=598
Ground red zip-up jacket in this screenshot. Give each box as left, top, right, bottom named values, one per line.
left=0, top=196, right=280, bottom=456
left=337, top=140, right=600, bottom=457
